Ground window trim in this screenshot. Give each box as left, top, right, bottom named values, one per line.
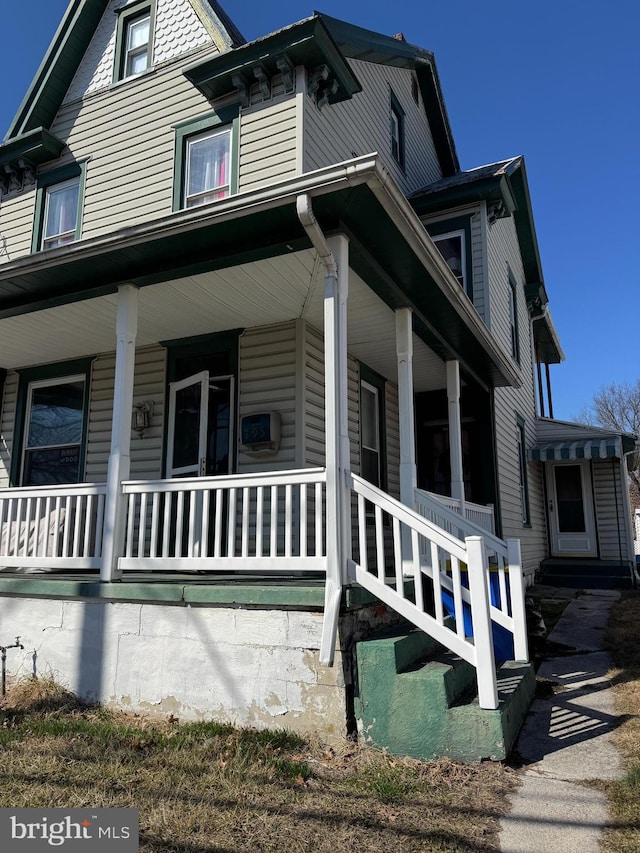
left=516, top=414, right=531, bottom=526
left=359, top=364, right=387, bottom=491
left=390, top=90, right=406, bottom=170
left=113, top=0, right=156, bottom=83
left=31, top=162, right=87, bottom=254
left=10, top=359, right=93, bottom=487
left=508, top=268, right=521, bottom=364
left=172, top=107, right=240, bottom=212
left=426, top=215, right=473, bottom=300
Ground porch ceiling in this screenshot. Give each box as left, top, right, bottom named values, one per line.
left=0, top=250, right=446, bottom=391
left=0, top=156, right=517, bottom=389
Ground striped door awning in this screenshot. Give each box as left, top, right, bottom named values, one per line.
left=529, top=437, right=622, bottom=462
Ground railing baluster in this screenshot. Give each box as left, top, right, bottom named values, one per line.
left=242, top=487, right=250, bottom=558
left=412, top=529, right=423, bottom=612
left=162, top=491, right=171, bottom=558
left=451, top=556, right=465, bottom=639
left=496, top=554, right=508, bottom=613
left=392, top=517, right=403, bottom=595
left=200, top=489, right=210, bottom=559
left=285, top=484, right=292, bottom=558
left=22, top=498, right=32, bottom=558
left=375, top=504, right=385, bottom=581
left=83, top=494, right=93, bottom=557
left=256, top=486, right=264, bottom=557
left=187, top=491, right=197, bottom=558
left=270, top=485, right=277, bottom=557
left=52, top=497, right=62, bottom=560
left=358, top=494, right=368, bottom=572
left=227, top=488, right=237, bottom=557
left=126, top=494, right=135, bottom=558
left=72, top=496, right=82, bottom=558
left=150, top=493, right=159, bottom=559
left=432, top=540, right=444, bottom=624
left=315, top=482, right=322, bottom=556
left=95, top=493, right=105, bottom=557
left=213, top=487, right=223, bottom=558
left=300, top=483, right=307, bottom=558
left=138, top=493, right=148, bottom=558
left=175, top=492, right=184, bottom=558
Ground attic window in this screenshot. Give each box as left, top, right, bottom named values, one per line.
left=114, top=0, right=155, bottom=82
left=389, top=91, right=405, bottom=169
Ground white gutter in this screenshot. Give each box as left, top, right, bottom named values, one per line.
left=295, top=195, right=337, bottom=277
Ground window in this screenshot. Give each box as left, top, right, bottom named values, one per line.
left=173, top=108, right=240, bottom=211
left=114, top=0, right=155, bottom=82
left=360, top=366, right=386, bottom=490
left=516, top=416, right=530, bottom=525
left=426, top=216, right=473, bottom=300
left=11, top=360, right=92, bottom=487
left=390, top=91, right=405, bottom=169
left=32, top=163, right=86, bottom=253
left=433, top=231, right=465, bottom=289
left=185, top=127, right=232, bottom=207
left=508, top=270, right=520, bottom=363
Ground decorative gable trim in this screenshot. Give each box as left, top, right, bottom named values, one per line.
left=0, top=128, right=66, bottom=198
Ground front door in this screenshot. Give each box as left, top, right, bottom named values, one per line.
left=548, top=461, right=597, bottom=557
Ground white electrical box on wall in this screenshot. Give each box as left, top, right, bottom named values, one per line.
left=240, top=412, right=282, bottom=456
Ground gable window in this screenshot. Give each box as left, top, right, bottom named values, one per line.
left=516, top=415, right=530, bottom=525
left=32, top=163, right=86, bottom=253
left=360, top=366, right=386, bottom=490
left=426, top=216, right=473, bottom=301
left=173, top=108, right=240, bottom=211
left=508, top=270, right=520, bottom=363
left=11, top=360, right=92, bottom=487
left=390, top=91, right=405, bottom=169
left=114, top=0, right=155, bottom=82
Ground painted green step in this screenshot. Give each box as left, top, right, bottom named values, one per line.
left=355, top=629, right=535, bottom=762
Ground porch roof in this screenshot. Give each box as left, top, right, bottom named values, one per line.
left=0, top=155, right=520, bottom=389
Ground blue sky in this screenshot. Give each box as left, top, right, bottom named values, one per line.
left=1, top=1, right=638, bottom=421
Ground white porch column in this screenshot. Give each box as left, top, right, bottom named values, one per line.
left=101, top=284, right=139, bottom=582
left=446, top=360, right=465, bottom=510
left=321, top=233, right=350, bottom=665
left=396, top=308, right=416, bottom=506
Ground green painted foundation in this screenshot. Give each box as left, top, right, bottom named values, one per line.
left=355, top=627, right=535, bottom=762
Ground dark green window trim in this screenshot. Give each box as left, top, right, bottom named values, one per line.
left=31, top=161, right=87, bottom=254
left=10, top=358, right=94, bottom=487
left=508, top=267, right=521, bottom=365
left=516, top=414, right=531, bottom=527
left=425, top=215, right=473, bottom=301
left=359, top=363, right=387, bottom=491
left=390, top=89, right=406, bottom=170
left=113, top=0, right=156, bottom=83
left=172, top=106, right=241, bottom=212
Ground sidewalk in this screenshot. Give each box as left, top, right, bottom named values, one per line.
left=499, top=587, right=623, bottom=853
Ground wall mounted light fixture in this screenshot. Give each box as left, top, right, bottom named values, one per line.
left=132, top=400, right=154, bottom=437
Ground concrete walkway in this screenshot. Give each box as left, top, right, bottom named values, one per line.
left=499, top=588, right=623, bottom=853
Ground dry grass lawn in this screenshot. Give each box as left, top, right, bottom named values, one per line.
left=0, top=677, right=516, bottom=852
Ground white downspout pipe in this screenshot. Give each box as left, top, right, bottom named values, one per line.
left=296, top=195, right=349, bottom=665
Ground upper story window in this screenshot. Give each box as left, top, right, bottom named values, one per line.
left=433, top=230, right=465, bottom=290
left=32, top=163, right=86, bottom=253
left=173, top=108, right=240, bottom=211
left=390, top=91, right=405, bottom=169
left=426, top=215, right=473, bottom=301
left=516, top=415, right=530, bottom=525
left=114, top=1, right=155, bottom=82
left=185, top=127, right=232, bottom=207
left=508, top=269, right=521, bottom=363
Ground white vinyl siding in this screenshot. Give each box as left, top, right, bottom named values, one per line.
left=237, top=324, right=298, bottom=473
left=385, top=380, right=400, bottom=501
left=0, top=372, right=18, bottom=487
left=304, top=324, right=327, bottom=469
left=304, top=59, right=442, bottom=194
left=238, top=97, right=299, bottom=193
left=0, top=193, right=37, bottom=267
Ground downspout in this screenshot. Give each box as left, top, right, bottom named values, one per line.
left=296, top=194, right=346, bottom=665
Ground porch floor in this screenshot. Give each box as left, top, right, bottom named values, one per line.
left=0, top=572, right=378, bottom=609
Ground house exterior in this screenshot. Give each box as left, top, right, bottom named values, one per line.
left=0, top=0, right=629, bottom=756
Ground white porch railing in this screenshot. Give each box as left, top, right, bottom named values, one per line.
left=119, top=468, right=327, bottom=572
left=0, top=484, right=106, bottom=569
left=349, top=473, right=528, bottom=709
left=416, top=488, right=495, bottom=536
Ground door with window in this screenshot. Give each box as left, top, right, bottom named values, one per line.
left=548, top=461, right=597, bottom=557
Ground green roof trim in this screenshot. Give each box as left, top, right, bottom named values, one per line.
left=6, top=0, right=108, bottom=139
left=184, top=15, right=361, bottom=104
left=411, top=156, right=547, bottom=301
left=319, top=13, right=459, bottom=176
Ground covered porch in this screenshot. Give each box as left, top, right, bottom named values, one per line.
left=0, top=156, right=526, bottom=711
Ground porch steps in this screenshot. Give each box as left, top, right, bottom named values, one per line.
left=539, top=558, right=634, bottom=590
left=354, top=626, right=535, bottom=762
